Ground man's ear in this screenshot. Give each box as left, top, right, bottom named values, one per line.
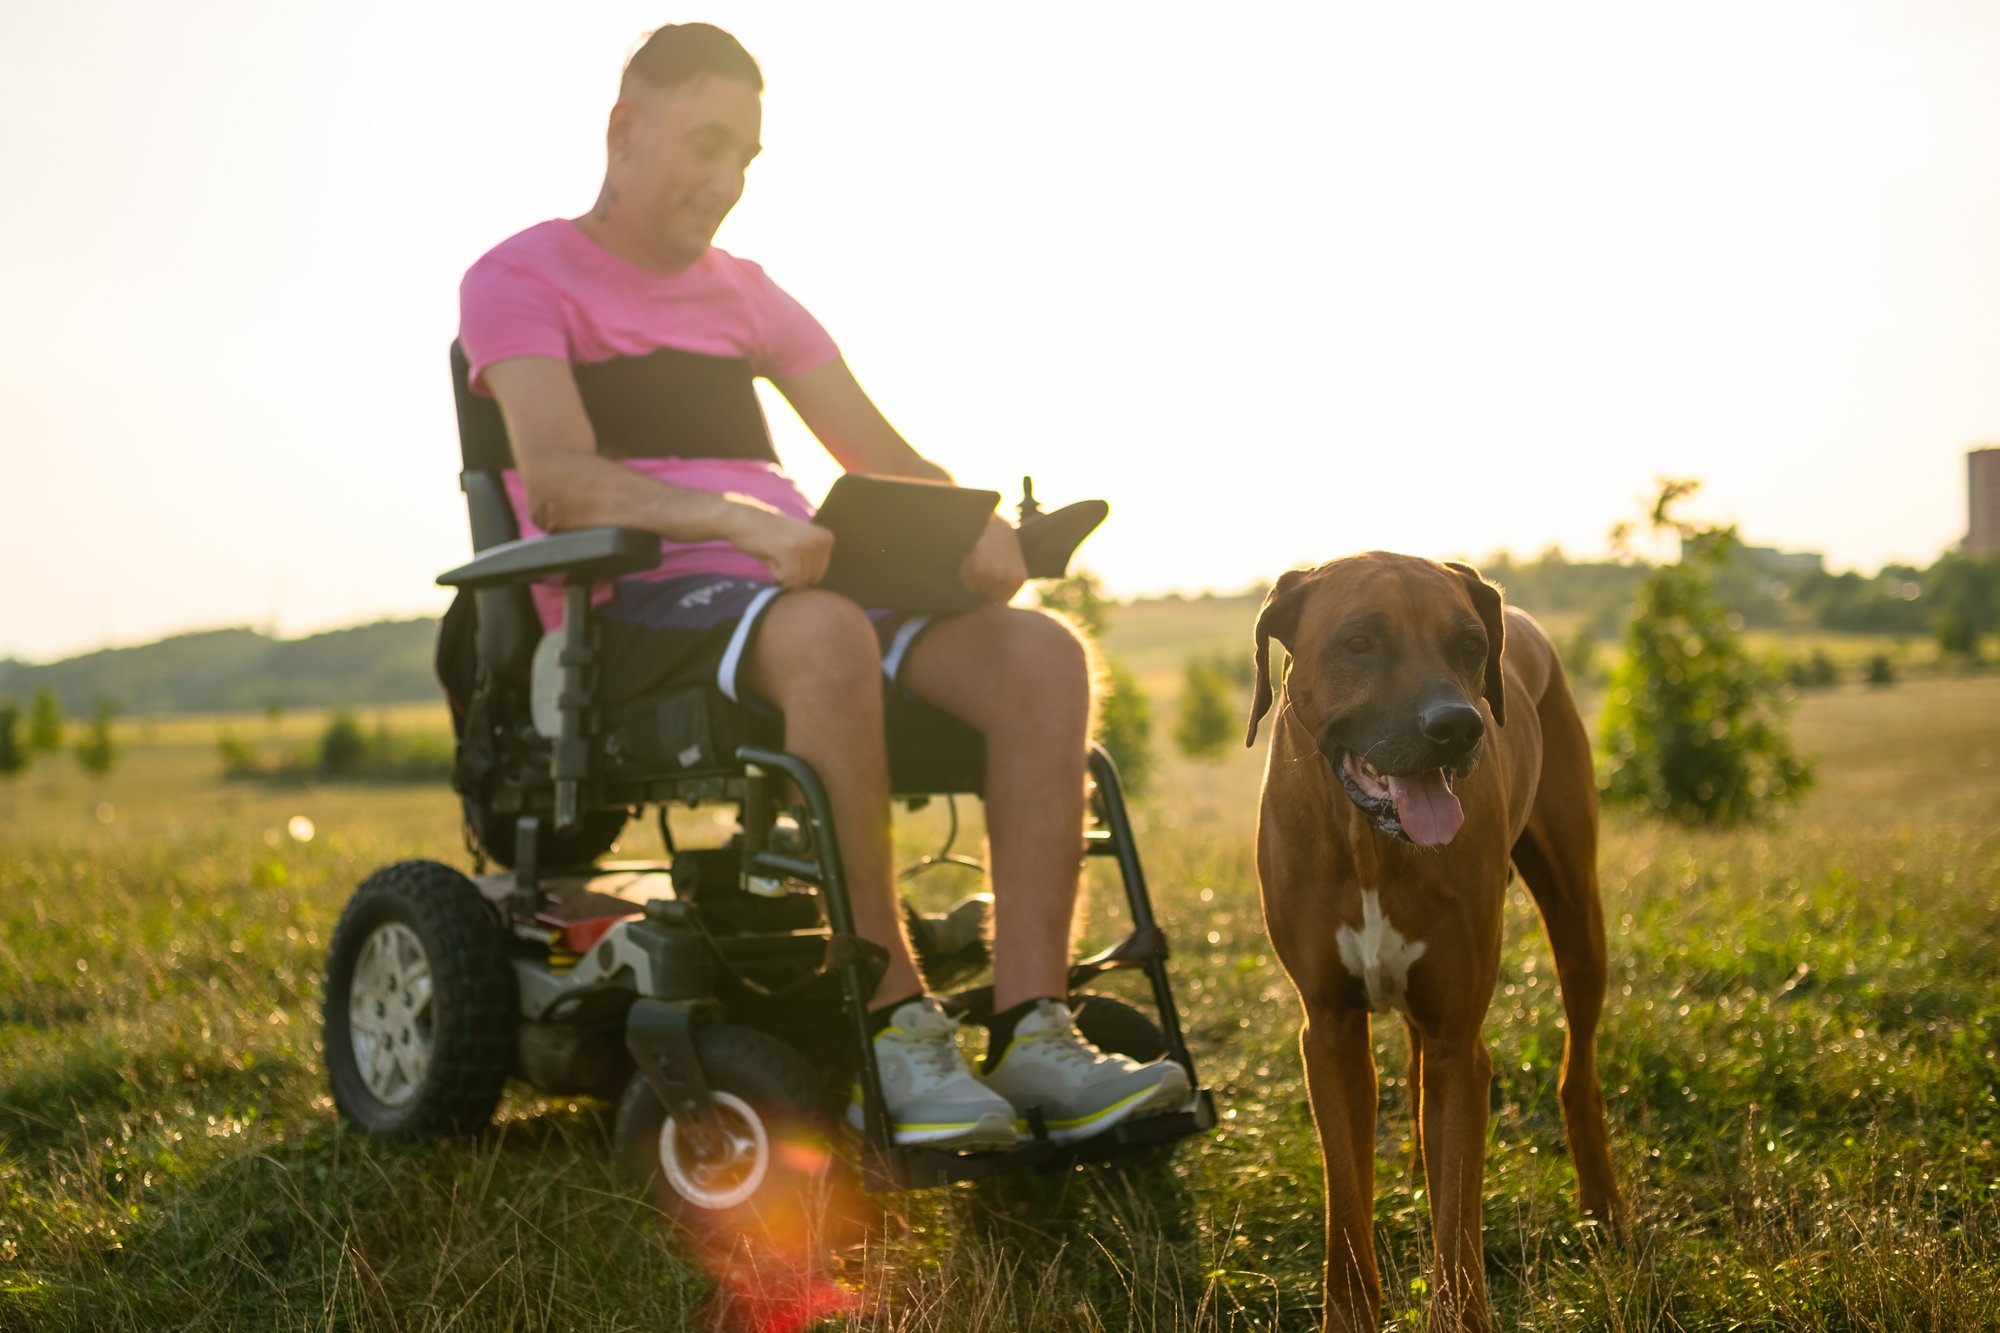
left=1246, top=567, right=1318, bottom=747
left=1444, top=561, right=1507, bottom=727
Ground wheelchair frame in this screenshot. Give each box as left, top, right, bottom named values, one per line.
left=333, top=341, right=1218, bottom=1198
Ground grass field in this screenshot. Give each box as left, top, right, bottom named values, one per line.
left=3, top=640, right=1999, bottom=1330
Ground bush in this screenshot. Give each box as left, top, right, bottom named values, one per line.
left=217, top=729, right=259, bottom=778
left=1598, top=481, right=1813, bottom=826
left=1174, top=654, right=1236, bottom=760
left=1098, top=658, right=1155, bottom=797
left=0, top=701, right=24, bottom=781
left=1865, top=654, right=1898, bottom=687
left=222, top=711, right=450, bottom=785
left=1785, top=650, right=1840, bottom=690
left=1560, top=622, right=1602, bottom=687
left=27, top=689, right=63, bottom=756
left=1039, top=571, right=1156, bottom=796
left=319, top=711, right=369, bottom=776
left=73, top=697, right=119, bottom=779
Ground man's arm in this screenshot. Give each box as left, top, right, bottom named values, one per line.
left=771, top=358, right=950, bottom=481
left=774, top=358, right=1025, bottom=601
left=483, top=356, right=832, bottom=587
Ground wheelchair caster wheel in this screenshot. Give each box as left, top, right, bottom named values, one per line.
left=615, top=1024, right=852, bottom=1251
left=323, top=860, right=516, bottom=1137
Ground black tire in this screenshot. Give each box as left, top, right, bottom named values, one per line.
left=462, top=796, right=627, bottom=870
left=614, top=1024, right=849, bottom=1255
left=1070, top=992, right=1169, bottom=1064
left=323, top=859, right=516, bottom=1137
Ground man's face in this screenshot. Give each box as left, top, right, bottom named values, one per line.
left=608, top=73, right=763, bottom=266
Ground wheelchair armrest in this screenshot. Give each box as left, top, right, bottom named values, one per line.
left=437, top=527, right=662, bottom=590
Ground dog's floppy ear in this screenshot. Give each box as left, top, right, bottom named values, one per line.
left=1246, top=566, right=1317, bottom=747
left=1444, top=561, right=1507, bottom=727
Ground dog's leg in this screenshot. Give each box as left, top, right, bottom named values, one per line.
left=1301, top=1006, right=1381, bottom=1332
left=1403, top=1014, right=1426, bottom=1176
left=1513, top=822, right=1625, bottom=1229
left=1416, top=1033, right=1494, bottom=1333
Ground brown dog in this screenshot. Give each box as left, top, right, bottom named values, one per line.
left=1246, top=553, right=1624, bottom=1332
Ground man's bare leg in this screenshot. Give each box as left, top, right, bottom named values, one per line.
left=739, top=590, right=923, bottom=1007
left=897, top=605, right=1091, bottom=1010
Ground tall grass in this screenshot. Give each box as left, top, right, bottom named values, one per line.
left=2, top=679, right=1998, bottom=1330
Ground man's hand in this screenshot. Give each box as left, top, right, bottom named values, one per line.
left=959, top=515, right=1026, bottom=603
left=722, top=501, right=835, bottom=588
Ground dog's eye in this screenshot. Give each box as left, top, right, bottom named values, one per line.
left=1461, top=635, right=1486, bottom=660
left=1344, top=634, right=1374, bottom=654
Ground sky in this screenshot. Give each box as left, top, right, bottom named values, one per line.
left=3, top=0, right=1998, bottom=663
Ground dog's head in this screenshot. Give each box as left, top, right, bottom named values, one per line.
left=1245, top=553, right=1506, bottom=847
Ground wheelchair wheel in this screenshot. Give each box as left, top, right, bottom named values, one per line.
left=1070, top=992, right=1169, bottom=1063
left=323, top=860, right=516, bottom=1137
left=461, top=796, right=627, bottom=869
left=614, top=1024, right=848, bottom=1253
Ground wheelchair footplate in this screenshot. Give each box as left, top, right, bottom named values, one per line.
left=865, top=1087, right=1220, bottom=1190
left=475, top=862, right=670, bottom=954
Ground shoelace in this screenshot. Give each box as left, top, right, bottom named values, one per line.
left=886, top=1014, right=974, bottom=1081
left=1015, top=1020, right=1104, bottom=1069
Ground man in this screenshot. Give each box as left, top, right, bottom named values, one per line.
left=459, top=23, right=1188, bottom=1150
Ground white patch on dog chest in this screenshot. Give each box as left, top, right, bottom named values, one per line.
left=1335, top=890, right=1427, bottom=1014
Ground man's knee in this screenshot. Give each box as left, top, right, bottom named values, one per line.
left=990, top=607, right=1094, bottom=716
left=746, top=589, right=881, bottom=706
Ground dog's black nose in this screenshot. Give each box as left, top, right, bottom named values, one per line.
left=1419, top=700, right=1484, bottom=751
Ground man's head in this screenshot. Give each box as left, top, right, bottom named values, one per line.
left=596, top=24, right=764, bottom=268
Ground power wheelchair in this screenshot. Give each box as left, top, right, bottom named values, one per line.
left=319, top=343, right=1217, bottom=1236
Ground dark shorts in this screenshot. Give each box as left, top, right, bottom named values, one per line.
left=596, top=574, right=938, bottom=709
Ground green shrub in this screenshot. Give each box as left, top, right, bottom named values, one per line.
left=1785, top=649, right=1840, bottom=690
left=1174, top=654, right=1235, bottom=760
left=72, top=697, right=119, bottom=779
left=1865, top=653, right=1898, bottom=687
left=1040, top=571, right=1156, bottom=795
left=27, top=689, right=63, bottom=756
left=0, top=701, right=24, bottom=780
left=1598, top=481, right=1813, bottom=825
left=1098, top=657, right=1155, bottom=796
left=318, top=711, right=369, bottom=776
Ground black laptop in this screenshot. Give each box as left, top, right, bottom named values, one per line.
left=812, top=474, right=1000, bottom=613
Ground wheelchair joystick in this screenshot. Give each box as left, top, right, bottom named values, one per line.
left=1018, top=475, right=1041, bottom=523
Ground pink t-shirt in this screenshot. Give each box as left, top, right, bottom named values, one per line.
left=458, top=220, right=841, bottom=624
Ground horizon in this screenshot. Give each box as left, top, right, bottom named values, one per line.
left=0, top=532, right=1945, bottom=669
left=5, top=1, right=1998, bottom=662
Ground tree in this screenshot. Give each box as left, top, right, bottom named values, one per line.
left=0, top=701, right=25, bottom=781
left=1560, top=622, right=1601, bottom=688
left=1098, top=658, right=1155, bottom=796
left=1037, top=571, right=1110, bottom=638
left=1597, top=481, right=1813, bottom=825
left=1038, top=572, right=1157, bottom=795
left=1174, top=653, right=1235, bottom=760
left=73, top=696, right=119, bottom=779
left=1928, top=553, right=1999, bottom=661
left=319, top=710, right=369, bottom=776
left=27, top=689, right=63, bottom=757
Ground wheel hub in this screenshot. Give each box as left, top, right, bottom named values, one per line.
left=347, top=921, right=435, bottom=1107
left=660, top=1091, right=770, bottom=1210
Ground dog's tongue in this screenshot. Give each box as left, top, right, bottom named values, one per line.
left=1387, top=769, right=1464, bottom=846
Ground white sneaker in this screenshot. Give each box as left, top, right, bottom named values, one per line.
left=981, top=999, right=1192, bottom=1144
left=846, top=997, right=1018, bottom=1151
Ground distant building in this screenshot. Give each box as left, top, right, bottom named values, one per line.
left=1736, top=545, right=1825, bottom=577
left=1678, top=536, right=1824, bottom=575
left=1970, top=447, right=2000, bottom=556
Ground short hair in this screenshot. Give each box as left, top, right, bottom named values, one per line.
left=623, top=23, right=762, bottom=95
